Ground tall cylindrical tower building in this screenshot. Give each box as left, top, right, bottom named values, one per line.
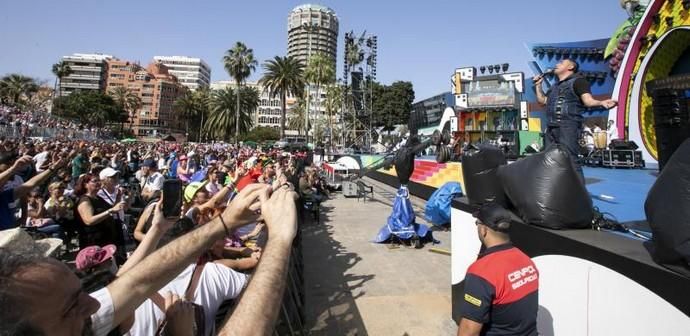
left=287, top=4, right=339, bottom=71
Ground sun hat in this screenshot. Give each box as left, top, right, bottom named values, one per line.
left=75, top=244, right=117, bottom=271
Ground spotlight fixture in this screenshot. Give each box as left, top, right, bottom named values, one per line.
left=502, top=63, right=509, bottom=72
left=488, top=65, right=494, bottom=74
left=666, top=17, right=673, bottom=26
left=494, top=64, right=501, bottom=73
left=480, top=66, right=486, bottom=74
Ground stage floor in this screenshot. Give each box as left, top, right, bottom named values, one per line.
left=584, top=167, right=657, bottom=224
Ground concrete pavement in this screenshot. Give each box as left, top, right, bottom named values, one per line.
left=302, top=177, right=457, bottom=336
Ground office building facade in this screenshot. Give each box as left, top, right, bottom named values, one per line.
left=106, top=60, right=186, bottom=138
left=287, top=4, right=338, bottom=72
left=153, top=56, right=211, bottom=91
left=410, top=92, right=456, bottom=133
left=58, top=53, right=113, bottom=96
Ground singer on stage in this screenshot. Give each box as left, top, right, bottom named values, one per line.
left=533, top=59, right=617, bottom=181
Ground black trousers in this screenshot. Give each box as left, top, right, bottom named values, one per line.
left=545, top=122, right=585, bottom=183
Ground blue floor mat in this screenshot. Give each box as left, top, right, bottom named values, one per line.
left=584, top=167, right=657, bottom=223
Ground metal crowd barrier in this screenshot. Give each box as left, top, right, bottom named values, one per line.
left=272, top=200, right=307, bottom=335
left=0, top=125, right=113, bottom=141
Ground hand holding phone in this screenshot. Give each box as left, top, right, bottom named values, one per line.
left=162, top=179, right=183, bottom=218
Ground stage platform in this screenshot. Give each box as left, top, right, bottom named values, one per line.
left=583, top=167, right=657, bottom=224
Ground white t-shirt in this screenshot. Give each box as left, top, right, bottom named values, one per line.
left=97, top=188, right=125, bottom=221
left=125, top=263, right=248, bottom=336
left=90, top=287, right=115, bottom=336
left=607, top=126, right=619, bottom=141
left=144, top=172, right=164, bottom=192
left=33, top=151, right=49, bottom=173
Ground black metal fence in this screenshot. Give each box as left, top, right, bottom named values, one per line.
left=272, top=202, right=307, bottom=335
left=0, top=124, right=113, bottom=141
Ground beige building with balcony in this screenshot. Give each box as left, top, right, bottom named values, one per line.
left=106, top=60, right=186, bottom=138
left=58, top=53, right=113, bottom=96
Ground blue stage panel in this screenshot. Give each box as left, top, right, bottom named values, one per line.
left=584, top=167, right=656, bottom=223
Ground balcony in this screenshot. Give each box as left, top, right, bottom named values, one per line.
left=66, top=65, right=104, bottom=72
left=60, top=82, right=100, bottom=89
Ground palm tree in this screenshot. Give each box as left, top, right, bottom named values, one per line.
left=51, top=61, right=72, bottom=99
left=324, top=84, right=344, bottom=149
left=108, top=87, right=142, bottom=128
left=223, top=42, right=257, bottom=142
left=0, top=74, right=38, bottom=106
left=305, top=53, right=336, bottom=142
left=175, top=91, right=199, bottom=137
left=288, top=96, right=308, bottom=135
left=259, top=56, right=306, bottom=139
left=194, top=87, right=211, bottom=142
left=205, top=86, right=259, bottom=141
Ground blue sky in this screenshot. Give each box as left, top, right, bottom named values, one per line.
left=0, top=0, right=626, bottom=100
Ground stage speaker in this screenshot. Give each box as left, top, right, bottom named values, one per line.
left=649, top=86, right=690, bottom=171
left=609, top=139, right=639, bottom=150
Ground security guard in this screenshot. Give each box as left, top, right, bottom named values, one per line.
left=457, top=204, right=539, bottom=336
left=533, top=59, right=617, bottom=180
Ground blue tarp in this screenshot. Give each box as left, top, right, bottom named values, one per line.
left=424, top=182, right=463, bottom=226
left=374, top=186, right=431, bottom=243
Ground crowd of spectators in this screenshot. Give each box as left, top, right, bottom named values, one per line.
left=0, top=104, right=114, bottom=139
left=0, top=135, right=331, bottom=335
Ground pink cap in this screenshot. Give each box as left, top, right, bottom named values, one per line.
left=75, top=244, right=116, bottom=271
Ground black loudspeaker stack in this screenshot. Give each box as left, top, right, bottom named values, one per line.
left=647, top=75, right=690, bottom=171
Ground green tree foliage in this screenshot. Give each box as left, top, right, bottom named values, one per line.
left=108, top=86, right=142, bottom=127
left=174, top=88, right=211, bottom=141
left=223, top=42, right=257, bottom=141
left=51, top=61, right=72, bottom=98
left=52, top=91, right=121, bottom=127
left=370, top=81, right=415, bottom=130
left=288, top=95, right=309, bottom=135
left=259, top=56, right=305, bottom=139
left=241, top=126, right=280, bottom=142
left=0, top=74, right=39, bottom=107
left=204, top=86, right=259, bottom=142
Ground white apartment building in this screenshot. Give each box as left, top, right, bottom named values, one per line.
left=59, top=53, right=113, bottom=96
left=211, top=81, right=293, bottom=130
left=153, top=56, right=211, bottom=91
left=211, top=80, right=334, bottom=138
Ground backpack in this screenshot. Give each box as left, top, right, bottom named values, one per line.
left=150, top=263, right=206, bottom=336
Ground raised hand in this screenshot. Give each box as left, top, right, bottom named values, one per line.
left=12, top=155, right=33, bottom=171
left=259, top=186, right=298, bottom=244
left=163, top=292, right=194, bottom=336
left=222, top=184, right=269, bottom=228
